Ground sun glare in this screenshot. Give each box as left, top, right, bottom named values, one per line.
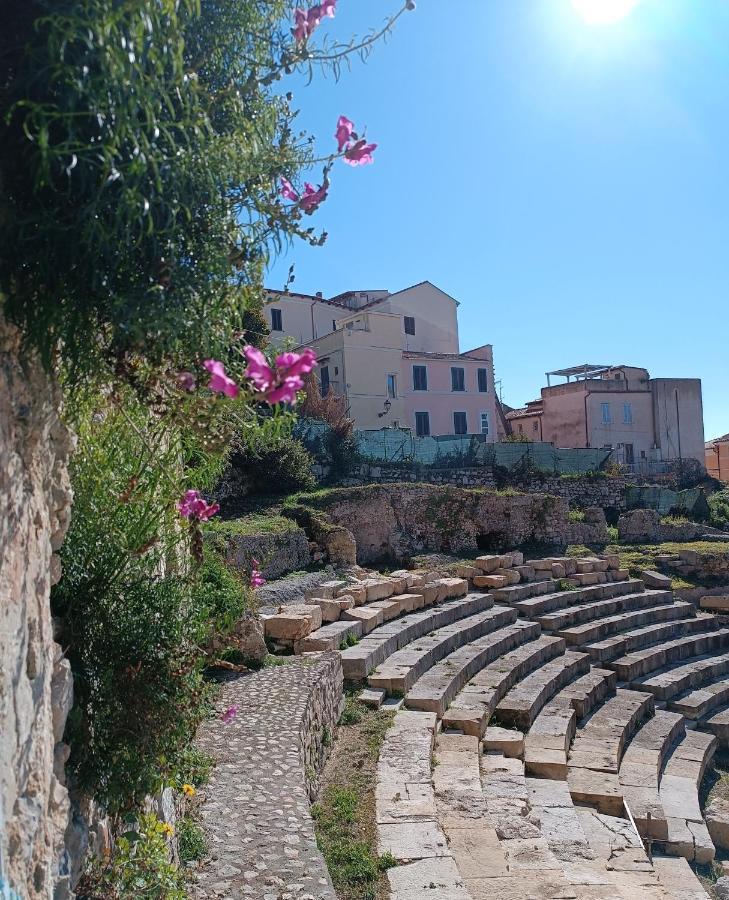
left=571, top=0, right=640, bottom=26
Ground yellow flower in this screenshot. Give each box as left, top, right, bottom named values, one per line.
left=161, top=822, right=175, bottom=836
left=182, top=783, right=196, bottom=797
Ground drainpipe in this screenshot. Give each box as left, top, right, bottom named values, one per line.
left=584, top=392, right=590, bottom=447
left=675, top=389, right=682, bottom=461
left=310, top=300, right=316, bottom=340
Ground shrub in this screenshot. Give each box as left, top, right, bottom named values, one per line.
left=709, top=489, right=729, bottom=531
left=568, top=509, right=585, bottom=523
left=227, top=432, right=316, bottom=497
left=177, top=817, right=207, bottom=864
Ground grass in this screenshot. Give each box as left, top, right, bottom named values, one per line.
left=178, top=816, right=207, bottom=863
left=206, top=513, right=299, bottom=538
left=312, top=694, right=395, bottom=900
left=696, top=751, right=729, bottom=895
left=568, top=509, right=585, bottom=523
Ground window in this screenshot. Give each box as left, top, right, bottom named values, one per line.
left=404, top=316, right=416, bottom=335
left=320, top=366, right=330, bottom=397
left=270, top=308, right=283, bottom=331
left=533, top=421, right=539, bottom=433
left=601, top=402, right=611, bottom=425
left=332, top=319, right=337, bottom=331
left=386, top=374, right=397, bottom=399
left=413, top=365, right=428, bottom=391
left=415, top=412, right=430, bottom=436
left=625, top=443, right=635, bottom=465
left=518, top=424, right=524, bottom=434
left=454, top=411, right=468, bottom=435
left=480, top=412, right=490, bottom=436
left=623, top=402, right=633, bottom=424
left=477, top=368, right=488, bottom=392
left=451, top=367, right=465, bottom=392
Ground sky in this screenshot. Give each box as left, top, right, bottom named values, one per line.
left=268, top=0, right=729, bottom=440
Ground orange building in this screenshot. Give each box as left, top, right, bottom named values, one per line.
left=706, top=433, right=729, bottom=482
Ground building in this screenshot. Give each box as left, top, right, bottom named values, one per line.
left=264, top=281, right=498, bottom=437
left=507, top=364, right=706, bottom=469
left=706, top=433, right=729, bottom=482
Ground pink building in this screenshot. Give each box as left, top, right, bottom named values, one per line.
left=264, top=281, right=498, bottom=438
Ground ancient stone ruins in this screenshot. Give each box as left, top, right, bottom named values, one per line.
left=185, top=546, right=729, bottom=900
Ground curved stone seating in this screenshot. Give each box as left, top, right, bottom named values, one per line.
left=340, top=592, right=493, bottom=680
left=441, top=635, right=565, bottom=737
left=619, top=710, right=685, bottom=841
left=537, top=587, right=671, bottom=632
left=585, top=615, right=720, bottom=664
left=556, top=600, right=695, bottom=648
left=524, top=667, right=616, bottom=778
left=511, top=577, right=642, bottom=619
left=368, top=605, right=517, bottom=695
left=633, top=649, right=729, bottom=703
left=609, top=626, right=729, bottom=682
left=490, top=578, right=557, bottom=606
left=659, top=729, right=717, bottom=864
left=673, top=678, right=729, bottom=720
left=705, top=706, right=729, bottom=746
left=404, top=619, right=539, bottom=716
left=494, top=650, right=590, bottom=729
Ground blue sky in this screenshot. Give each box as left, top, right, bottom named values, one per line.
left=269, top=0, right=728, bottom=439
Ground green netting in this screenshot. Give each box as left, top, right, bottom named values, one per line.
left=625, top=485, right=709, bottom=518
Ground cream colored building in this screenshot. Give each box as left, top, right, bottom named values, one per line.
left=264, top=281, right=498, bottom=437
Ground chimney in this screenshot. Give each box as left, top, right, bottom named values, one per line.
left=316, top=291, right=323, bottom=298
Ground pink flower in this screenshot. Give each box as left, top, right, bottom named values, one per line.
left=293, top=2, right=336, bottom=42
left=177, top=371, right=196, bottom=392
left=335, top=115, right=354, bottom=152
left=177, top=489, right=220, bottom=522
left=250, top=561, right=266, bottom=589
left=320, top=0, right=337, bottom=17
left=298, top=182, right=328, bottom=213
left=280, top=177, right=299, bottom=202
left=344, top=139, right=378, bottom=166
left=221, top=705, right=238, bottom=723
left=242, top=346, right=317, bottom=406
left=293, top=9, right=310, bottom=42
left=203, top=359, right=239, bottom=398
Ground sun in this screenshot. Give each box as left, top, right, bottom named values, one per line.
left=571, top=0, right=640, bottom=25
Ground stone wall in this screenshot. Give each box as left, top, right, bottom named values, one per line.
left=0, top=316, right=74, bottom=899
left=208, top=522, right=312, bottom=580
left=292, top=484, right=607, bottom=564
left=617, top=508, right=725, bottom=544
left=299, top=653, right=344, bottom=801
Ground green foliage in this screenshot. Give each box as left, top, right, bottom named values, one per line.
left=172, top=748, right=215, bottom=789
left=228, top=432, right=316, bottom=496
left=607, top=525, right=619, bottom=542
left=77, top=814, right=185, bottom=900
left=339, top=698, right=365, bottom=726
left=177, top=817, right=207, bottom=864
left=709, top=489, right=729, bottom=531
left=568, top=509, right=585, bottom=523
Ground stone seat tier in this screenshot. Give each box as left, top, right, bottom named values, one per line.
left=340, top=592, right=493, bottom=681
left=489, top=578, right=557, bottom=606
left=633, top=649, right=729, bottom=703
left=609, top=626, right=729, bottom=682
left=510, top=577, right=643, bottom=619
left=441, top=635, right=565, bottom=737
left=618, top=710, right=686, bottom=841
left=583, top=615, right=720, bottom=664
left=568, top=688, right=655, bottom=775
left=294, top=617, right=363, bottom=653
left=671, top=677, right=729, bottom=721
left=556, top=600, right=695, bottom=648
left=368, top=604, right=515, bottom=696
left=404, top=619, right=539, bottom=717
left=494, top=649, right=591, bottom=729
left=704, top=706, right=729, bottom=747
left=537, top=588, right=673, bottom=632
left=524, top=667, right=617, bottom=779
left=659, top=729, right=717, bottom=864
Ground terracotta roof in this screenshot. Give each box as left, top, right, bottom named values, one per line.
left=506, top=407, right=543, bottom=420
left=266, top=288, right=351, bottom=309
left=707, top=433, right=729, bottom=447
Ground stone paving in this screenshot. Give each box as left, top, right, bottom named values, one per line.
left=190, top=655, right=341, bottom=900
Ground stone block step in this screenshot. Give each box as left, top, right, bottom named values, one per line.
left=583, top=615, right=719, bottom=664
left=524, top=667, right=616, bottom=778
left=568, top=688, right=654, bottom=774
left=524, top=777, right=595, bottom=865
left=619, top=710, right=686, bottom=841
left=490, top=578, right=557, bottom=605
left=704, top=706, right=729, bottom=747
left=556, top=600, right=695, bottom=647
left=368, top=604, right=512, bottom=696
left=633, top=649, right=729, bottom=703
left=294, top=618, right=364, bottom=653
left=537, top=588, right=673, bottom=632
left=568, top=767, right=624, bottom=816
left=511, top=578, right=643, bottom=619
left=404, top=618, right=537, bottom=717
left=652, top=856, right=711, bottom=900
left=608, top=627, right=729, bottom=682
left=340, top=592, right=493, bottom=680
left=660, top=729, right=717, bottom=864
left=494, top=650, right=590, bottom=729
left=359, top=687, right=386, bottom=709
left=441, top=635, right=565, bottom=737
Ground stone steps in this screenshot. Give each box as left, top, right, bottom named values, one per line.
left=633, top=649, right=729, bottom=703
left=490, top=578, right=558, bottom=606
left=704, top=705, right=729, bottom=747
left=583, top=615, right=719, bottom=664
left=659, top=729, right=717, bottom=864
left=511, top=577, right=643, bottom=618
left=569, top=688, right=655, bottom=775
left=609, top=626, right=729, bottom=682
left=368, top=604, right=515, bottom=695
left=441, top=635, right=565, bottom=737
left=524, top=667, right=617, bottom=778
left=537, top=588, right=673, bottom=632
left=494, top=650, right=591, bottom=729
left=556, top=600, right=696, bottom=647
left=652, top=856, right=711, bottom=900
left=619, top=710, right=686, bottom=841
left=340, top=592, right=493, bottom=680
left=295, top=617, right=363, bottom=653
left=404, top=619, right=538, bottom=717
left=672, top=679, right=729, bottom=720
